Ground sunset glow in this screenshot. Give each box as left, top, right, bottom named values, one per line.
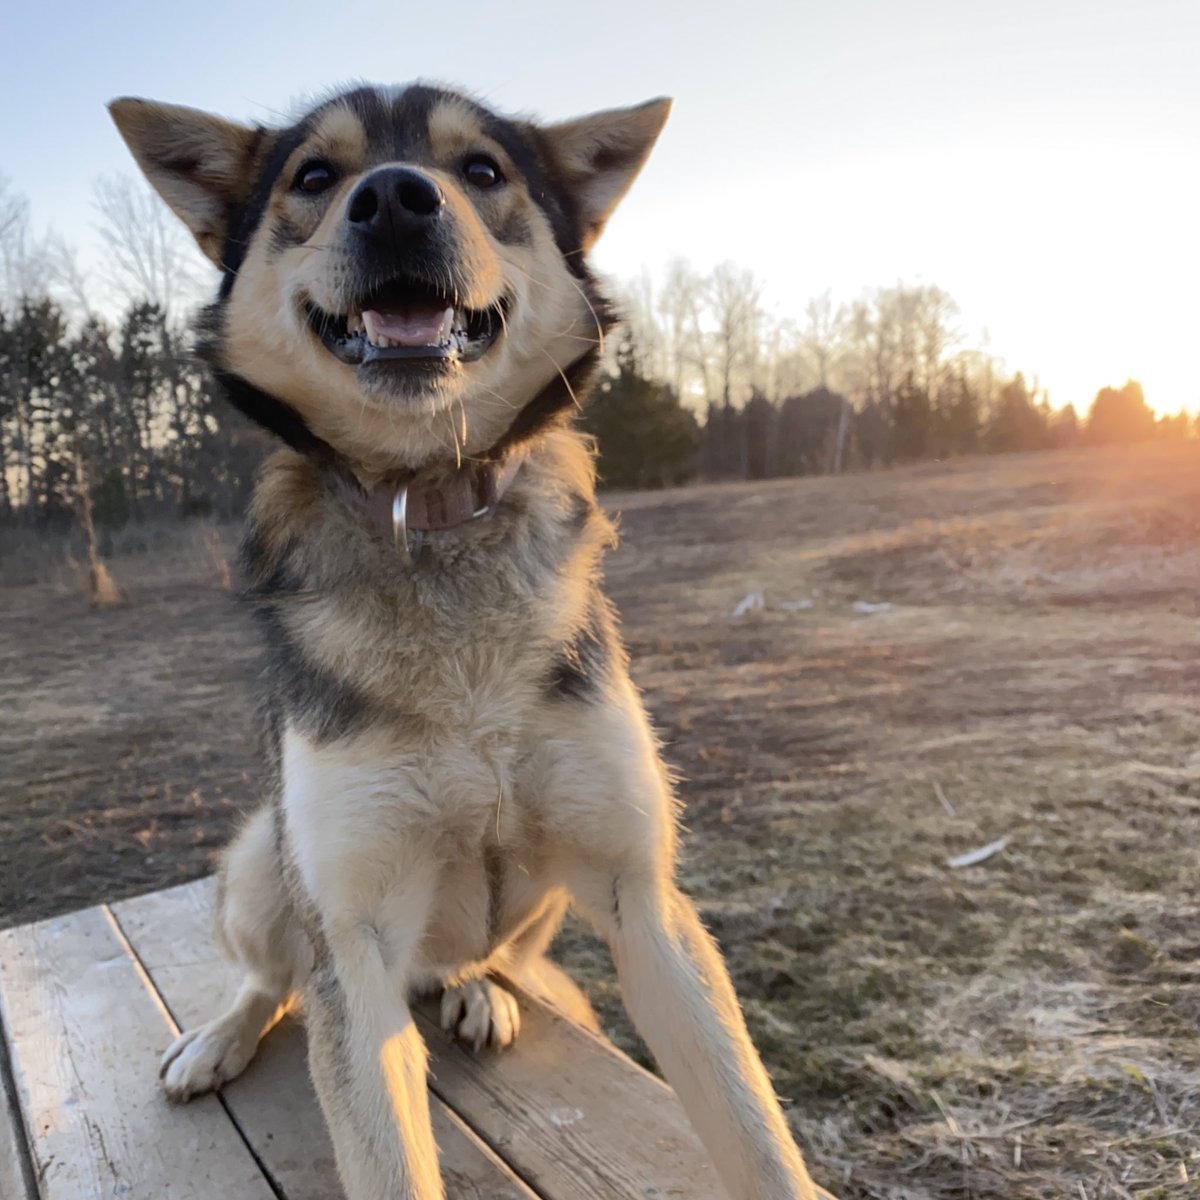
left=592, top=135, right=1200, bottom=417
left=3, top=0, right=1197, bottom=415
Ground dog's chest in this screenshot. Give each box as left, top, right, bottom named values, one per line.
left=292, top=559, right=559, bottom=729
left=420, top=833, right=554, bottom=973
left=283, top=723, right=556, bottom=968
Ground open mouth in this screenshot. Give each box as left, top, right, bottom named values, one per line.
left=305, top=276, right=505, bottom=367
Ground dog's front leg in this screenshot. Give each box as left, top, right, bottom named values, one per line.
left=601, top=877, right=817, bottom=1200
left=284, top=732, right=444, bottom=1200
left=305, top=897, right=443, bottom=1200
left=549, top=695, right=819, bottom=1200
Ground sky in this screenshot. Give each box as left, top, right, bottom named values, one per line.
left=3, top=0, right=1198, bottom=413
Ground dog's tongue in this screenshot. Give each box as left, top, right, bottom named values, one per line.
left=363, top=305, right=452, bottom=347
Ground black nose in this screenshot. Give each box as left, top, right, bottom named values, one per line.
left=345, top=166, right=444, bottom=244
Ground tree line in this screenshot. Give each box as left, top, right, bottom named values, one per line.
left=1, top=177, right=1193, bottom=536
left=584, top=264, right=1192, bottom=489
left=0, top=295, right=261, bottom=528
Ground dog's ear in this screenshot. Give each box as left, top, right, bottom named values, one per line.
left=108, top=98, right=263, bottom=266
left=541, top=98, right=671, bottom=252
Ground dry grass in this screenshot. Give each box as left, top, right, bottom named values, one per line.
left=1, top=518, right=242, bottom=591
left=3, top=443, right=1199, bottom=1199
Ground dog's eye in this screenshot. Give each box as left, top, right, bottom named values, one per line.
left=294, top=160, right=338, bottom=195
left=463, top=155, right=503, bottom=189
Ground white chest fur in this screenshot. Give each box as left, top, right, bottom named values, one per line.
left=281, top=725, right=555, bottom=982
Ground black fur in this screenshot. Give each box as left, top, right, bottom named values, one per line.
left=219, top=121, right=312, bottom=290
left=548, top=590, right=619, bottom=701
left=239, top=527, right=305, bottom=597
left=251, top=605, right=372, bottom=745
left=240, top=527, right=373, bottom=744
left=210, top=362, right=337, bottom=462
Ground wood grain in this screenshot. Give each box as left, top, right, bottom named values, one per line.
left=0, top=1004, right=35, bottom=1200
left=0, top=904, right=273, bottom=1200
left=416, top=987, right=724, bottom=1200
left=112, top=880, right=536, bottom=1200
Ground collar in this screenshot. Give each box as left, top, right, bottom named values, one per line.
left=339, top=452, right=527, bottom=566
left=210, top=343, right=605, bottom=565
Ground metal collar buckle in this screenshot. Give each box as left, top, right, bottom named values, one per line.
left=391, top=484, right=425, bottom=568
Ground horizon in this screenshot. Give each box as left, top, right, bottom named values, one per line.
left=2, top=0, right=1197, bottom=415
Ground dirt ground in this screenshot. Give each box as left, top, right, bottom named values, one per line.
left=3, top=442, right=1199, bottom=1199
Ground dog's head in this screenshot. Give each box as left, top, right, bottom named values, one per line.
left=109, top=84, right=669, bottom=470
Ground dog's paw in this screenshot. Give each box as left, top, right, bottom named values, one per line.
left=159, top=1015, right=259, bottom=1102
left=440, top=978, right=520, bottom=1052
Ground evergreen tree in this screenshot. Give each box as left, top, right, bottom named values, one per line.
left=1048, top=402, right=1080, bottom=449
left=938, top=373, right=981, bottom=456
left=891, top=373, right=934, bottom=461
left=986, top=374, right=1050, bottom=453
left=777, top=387, right=846, bottom=475
left=742, top=391, right=777, bottom=479
left=1085, top=380, right=1155, bottom=445
left=582, top=333, right=699, bottom=489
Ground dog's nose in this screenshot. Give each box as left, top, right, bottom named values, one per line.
left=345, top=167, right=444, bottom=243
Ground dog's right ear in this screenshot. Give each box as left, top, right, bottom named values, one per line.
left=108, top=98, right=263, bottom=266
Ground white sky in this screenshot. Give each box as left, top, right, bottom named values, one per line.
left=3, top=0, right=1198, bottom=413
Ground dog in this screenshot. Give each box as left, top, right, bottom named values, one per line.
left=110, top=82, right=820, bottom=1200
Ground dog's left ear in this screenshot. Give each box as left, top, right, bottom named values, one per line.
left=108, top=97, right=264, bottom=266
left=541, top=98, right=671, bottom=252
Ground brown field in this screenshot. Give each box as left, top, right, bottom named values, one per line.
left=3, top=442, right=1200, bottom=1199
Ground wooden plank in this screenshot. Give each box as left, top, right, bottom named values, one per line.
left=112, top=880, right=536, bottom=1200
left=0, top=904, right=274, bottom=1200
left=0, top=1007, right=36, bottom=1200
left=419, top=993, right=837, bottom=1200
left=415, top=990, right=723, bottom=1200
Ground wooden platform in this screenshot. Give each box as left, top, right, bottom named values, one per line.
left=0, top=878, right=829, bottom=1200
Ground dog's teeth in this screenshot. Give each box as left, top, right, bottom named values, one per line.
left=361, top=310, right=386, bottom=347
left=347, top=313, right=363, bottom=335
left=438, top=307, right=455, bottom=344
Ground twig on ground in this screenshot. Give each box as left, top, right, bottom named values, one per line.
left=934, top=781, right=957, bottom=817
left=948, top=836, right=1011, bottom=868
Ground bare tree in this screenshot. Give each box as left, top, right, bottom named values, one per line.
left=800, top=289, right=846, bottom=389
left=842, top=294, right=895, bottom=408
left=0, top=178, right=50, bottom=303
left=658, top=258, right=710, bottom=404
left=44, top=233, right=96, bottom=318
left=93, top=174, right=210, bottom=316
left=765, top=319, right=815, bottom=401
left=615, top=270, right=667, bottom=382
left=912, top=285, right=961, bottom=402
left=708, top=261, right=763, bottom=408
left=0, top=176, right=25, bottom=244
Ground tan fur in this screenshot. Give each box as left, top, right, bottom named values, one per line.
left=115, top=84, right=820, bottom=1200
left=107, top=98, right=265, bottom=263
left=540, top=98, right=673, bottom=249
left=219, top=95, right=599, bottom=475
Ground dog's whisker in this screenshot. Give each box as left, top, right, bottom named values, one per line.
left=506, top=258, right=607, bottom=355
left=565, top=276, right=606, bottom=357
left=550, top=329, right=604, bottom=346
left=444, top=403, right=463, bottom=469
left=538, top=348, right=583, bottom=412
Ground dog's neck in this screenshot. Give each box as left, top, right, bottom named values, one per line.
left=213, top=344, right=603, bottom=491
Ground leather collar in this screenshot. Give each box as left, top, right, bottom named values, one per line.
left=210, top=344, right=605, bottom=563
left=338, top=452, right=527, bottom=564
